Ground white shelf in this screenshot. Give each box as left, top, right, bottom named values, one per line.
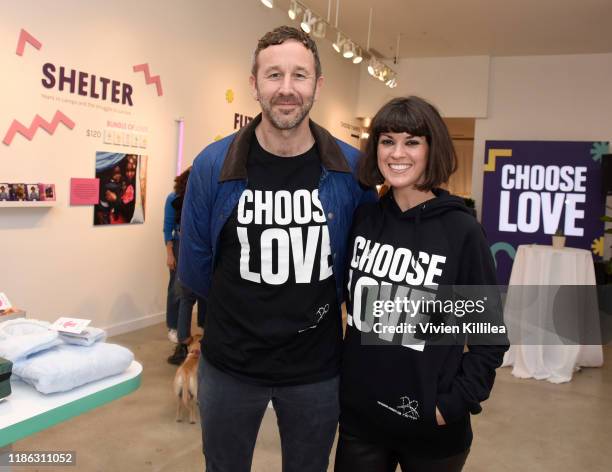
left=0, top=201, right=56, bottom=208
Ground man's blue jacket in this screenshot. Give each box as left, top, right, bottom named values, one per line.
left=178, top=114, right=376, bottom=308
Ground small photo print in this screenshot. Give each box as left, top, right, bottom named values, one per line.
left=0, top=183, right=9, bottom=201
left=9, top=183, right=26, bottom=201
left=26, top=183, right=40, bottom=201
left=39, top=184, right=56, bottom=201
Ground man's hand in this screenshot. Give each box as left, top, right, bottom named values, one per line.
left=166, top=242, right=176, bottom=271
left=167, top=253, right=176, bottom=271
left=435, top=406, right=446, bottom=426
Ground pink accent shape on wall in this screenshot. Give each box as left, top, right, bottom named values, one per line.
left=2, top=110, right=76, bottom=146
left=70, top=178, right=100, bottom=205
left=15, top=28, right=42, bottom=56
left=133, top=63, right=163, bottom=96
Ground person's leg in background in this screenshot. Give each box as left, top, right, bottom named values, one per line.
left=273, top=376, right=340, bottom=472
left=165, top=242, right=180, bottom=344
left=198, top=356, right=270, bottom=472
left=168, top=239, right=190, bottom=364
left=334, top=432, right=398, bottom=472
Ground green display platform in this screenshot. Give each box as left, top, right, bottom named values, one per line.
left=0, top=361, right=142, bottom=447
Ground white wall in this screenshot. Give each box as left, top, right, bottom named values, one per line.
left=0, top=0, right=363, bottom=333
left=472, top=53, right=612, bottom=217
left=356, top=56, right=490, bottom=119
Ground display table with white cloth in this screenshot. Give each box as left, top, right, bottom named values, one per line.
left=0, top=361, right=142, bottom=448
left=502, top=245, right=603, bottom=383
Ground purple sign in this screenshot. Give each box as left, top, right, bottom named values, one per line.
left=482, top=140, right=607, bottom=284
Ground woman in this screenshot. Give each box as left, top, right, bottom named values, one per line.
left=164, top=167, right=205, bottom=364
left=335, top=96, right=508, bottom=471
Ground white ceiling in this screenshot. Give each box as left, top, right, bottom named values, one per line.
left=276, top=0, right=612, bottom=59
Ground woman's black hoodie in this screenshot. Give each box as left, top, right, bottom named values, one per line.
left=340, top=188, right=509, bottom=458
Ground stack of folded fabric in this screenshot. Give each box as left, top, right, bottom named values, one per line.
left=0, top=319, right=134, bottom=394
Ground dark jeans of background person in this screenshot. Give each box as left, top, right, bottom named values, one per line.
left=166, top=239, right=205, bottom=341
left=334, top=432, right=469, bottom=472
left=198, top=356, right=340, bottom=472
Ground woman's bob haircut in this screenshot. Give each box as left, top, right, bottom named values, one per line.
left=359, top=96, right=457, bottom=191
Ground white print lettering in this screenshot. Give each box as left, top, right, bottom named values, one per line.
left=350, top=236, right=446, bottom=287
left=237, top=189, right=333, bottom=285
left=372, top=297, right=486, bottom=318
left=372, top=322, right=506, bottom=335
left=498, top=164, right=587, bottom=236
left=377, top=395, right=419, bottom=420
left=238, top=189, right=326, bottom=225
left=347, top=237, right=448, bottom=352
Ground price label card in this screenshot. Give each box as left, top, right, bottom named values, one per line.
left=0, top=293, right=12, bottom=311
left=51, top=317, right=91, bottom=334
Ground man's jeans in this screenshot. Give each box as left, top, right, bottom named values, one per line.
left=198, top=356, right=340, bottom=472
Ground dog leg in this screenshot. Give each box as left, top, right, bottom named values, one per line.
left=176, top=389, right=183, bottom=422
left=189, top=374, right=198, bottom=424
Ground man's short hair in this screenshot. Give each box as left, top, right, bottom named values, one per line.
left=251, top=25, right=322, bottom=79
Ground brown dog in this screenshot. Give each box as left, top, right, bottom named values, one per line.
left=173, top=334, right=202, bottom=423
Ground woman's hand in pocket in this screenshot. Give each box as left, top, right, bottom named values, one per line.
left=435, top=406, right=447, bottom=426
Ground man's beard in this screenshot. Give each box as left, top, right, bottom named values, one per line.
left=258, top=90, right=315, bottom=131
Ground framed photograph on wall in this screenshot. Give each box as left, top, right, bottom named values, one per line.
left=9, top=183, right=26, bottom=201
left=93, top=152, right=148, bottom=226
left=0, top=183, right=9, bottom=201
left=26, top=183, right=40, bottom=201
left=39, top=184, right=56, bottom=201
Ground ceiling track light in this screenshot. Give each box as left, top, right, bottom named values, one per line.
left=332, top=31, right=344, bottom=53
left=260, top=0, right=273, bottom=8
left=363, top=7, right=399, bottom=88
left=367, top=56, right=398, bottom=88
left=283, top=2, right=372, bottom=72
left=311, top=18, right=327, bottom=38
left=342, top=41, right=355, bottom=59
left=300, top=9, right=316, bottom=34
left=367, top=57, right=379, bottom=77
left=288, top=0, right=300, bottom=19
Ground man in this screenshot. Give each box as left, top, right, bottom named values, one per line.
left=179, top=26, right=375, bottom=472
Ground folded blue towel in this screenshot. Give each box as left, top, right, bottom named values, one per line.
left=13, top=342, right=134, bottom=394
left=60, top=327, right=107, bottom=346
left=0, top=319, right=62, bottom=362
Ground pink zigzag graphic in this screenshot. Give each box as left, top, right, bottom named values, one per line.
left=16, top=28, right=42, bottom=56
left=133, top=63, right=163, bottom=96
left=3, top=110, right=75, bottom=146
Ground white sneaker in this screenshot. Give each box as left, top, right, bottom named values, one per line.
left=167, top=329, right=178, bottom=344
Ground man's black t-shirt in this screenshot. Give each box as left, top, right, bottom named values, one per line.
left=204, top=137, right=341, bottom=386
